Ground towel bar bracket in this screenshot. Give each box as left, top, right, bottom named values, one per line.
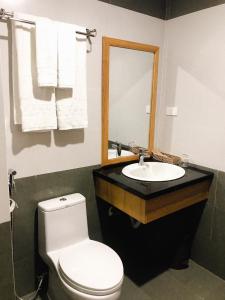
left=0, top=8, right=97, bottom=52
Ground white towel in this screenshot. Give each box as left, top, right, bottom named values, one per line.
left=12, top=14, right=57, bottom=132
left=56, top=25, right=88, bottom=130
left=57, top=22, right=76, bottom=88
left=35, top=18, right=57, bottom=87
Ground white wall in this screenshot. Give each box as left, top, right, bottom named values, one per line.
left=0, top=0, right=165, bottom=178
left=0, top=48, right=10, bottom=223
left=157, top=4, right=225, bottom=171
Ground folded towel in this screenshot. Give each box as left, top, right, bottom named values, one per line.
left=56, top=25, right=88, bottom=129
left=35, top=18, right=57, bottom=87
left=12, top=14, right=57, bottom=132
left=57, top=22, right=76, bottom=88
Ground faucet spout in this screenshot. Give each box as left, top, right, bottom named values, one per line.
left=138, top=149, right=151, bottom=166
left=139, top=155, right=145, bottom=166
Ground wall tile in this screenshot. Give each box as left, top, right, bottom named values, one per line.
left=10, top=162, right=225, bottom=297
left=191, top=165, right=225, bottom=281
left=215, top=171, right=225, bottom=213
left=210, top=208, right=225, bottom=279
left=12, top=165, right=101, bottom=296
left=14, top=255, right=36, bottom=297
left=0, top=222, right=14, bottom=300
left=0, top=222, right=12, bottom=257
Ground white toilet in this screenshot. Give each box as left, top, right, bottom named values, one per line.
left=38, top=193, right=124, bottom=300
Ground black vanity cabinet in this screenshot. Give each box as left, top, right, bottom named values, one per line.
left=93, top=163, right=213, bottom=283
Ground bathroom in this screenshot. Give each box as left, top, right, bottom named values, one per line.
left=0, top=0, right=225, bottom=299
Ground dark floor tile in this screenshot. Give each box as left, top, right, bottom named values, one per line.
left=142, top=269, right=201, bottom=300
left=23, top=262, right=225, bottom=300
left=169, top=260, right=199, bottom=284
left=182, top=260, right=225, bottom=299
left=205, top=281, right=225, bottom=300
left=120, top=276, right=151, bottom=300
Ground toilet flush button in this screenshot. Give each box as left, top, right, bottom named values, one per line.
left=60, top=197, right=67, bottom=201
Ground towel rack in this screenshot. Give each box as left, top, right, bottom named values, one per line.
left=0, top=8, right=97, bottom=52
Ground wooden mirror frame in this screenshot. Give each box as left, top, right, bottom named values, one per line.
left=102, top=37, right=159, bottom=166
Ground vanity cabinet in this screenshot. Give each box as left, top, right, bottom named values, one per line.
left=94, top=162, right=213, bottom=225
left=93, top=162, right=213, bottom=280
left=95, top=176, right=211, bottom=224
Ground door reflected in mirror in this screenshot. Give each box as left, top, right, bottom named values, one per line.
left=102, top=37, right=159, bottom=165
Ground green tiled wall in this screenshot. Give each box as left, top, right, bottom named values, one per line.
left=191, top=167, right=225, bottom=280
left=0, top=222, right=14, bottom=300
left=12, top=165, right=101, bottom=297
left=6, top=163, right=225, bottom=297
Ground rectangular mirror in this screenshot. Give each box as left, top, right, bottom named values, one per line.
left=102, top=37, right=159, bottom=165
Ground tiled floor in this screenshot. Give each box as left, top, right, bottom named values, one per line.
left=28, top=261, right=225, bottom=300
left=121, top=261, right=225, bottom=300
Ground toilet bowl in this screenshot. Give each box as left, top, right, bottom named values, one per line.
left=38, top=193, right=124, bottom=300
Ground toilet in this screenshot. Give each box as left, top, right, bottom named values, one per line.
left=38, top=193, right=124, bottom=300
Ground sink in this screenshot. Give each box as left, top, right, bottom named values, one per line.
left=122, top=162, right=185, bottom=181
left=108, top=149, right=134, bottom=159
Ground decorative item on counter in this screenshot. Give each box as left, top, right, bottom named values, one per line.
left=180, top=154, right=189, bottom=167
left=152, top=149, right=181, bottom=165
left=130, top=146, right=149, bottom=155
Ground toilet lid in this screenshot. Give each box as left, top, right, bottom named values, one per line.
left=58, top=240, right=124, bottom=296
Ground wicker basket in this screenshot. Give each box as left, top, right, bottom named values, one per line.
left=152, top=150, right=181, bottom=165
left=130, top=146, right=148, bottom=155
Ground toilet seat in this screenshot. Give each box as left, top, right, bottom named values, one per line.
left=58, top=240, right=124, bottom=296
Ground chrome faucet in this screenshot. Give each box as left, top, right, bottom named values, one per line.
left=112, top=142, right=122, bottom=156
left=138, top=149, right=150, bottom=166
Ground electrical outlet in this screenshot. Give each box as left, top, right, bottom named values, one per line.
left=166, top=106, right=178, bottom=116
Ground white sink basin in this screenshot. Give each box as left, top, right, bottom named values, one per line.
left=108, top=149, right=133, bottom=159
left=122, top=162, right=185, bottom=182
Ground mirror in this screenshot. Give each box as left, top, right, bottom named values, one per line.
left=102, top=37, right=159, bottom=165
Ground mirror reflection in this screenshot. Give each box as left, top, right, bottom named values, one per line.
left=101, top=37, right=159, bottom=165
left=108, top=46, right=154, bottom=159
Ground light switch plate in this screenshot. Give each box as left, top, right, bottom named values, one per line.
left=166, top=106, right=178, bottom=116
left=146, top=105, right=150, bottom=114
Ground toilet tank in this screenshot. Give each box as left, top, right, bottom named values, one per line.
left=38, top=193, right=89, bottom=256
